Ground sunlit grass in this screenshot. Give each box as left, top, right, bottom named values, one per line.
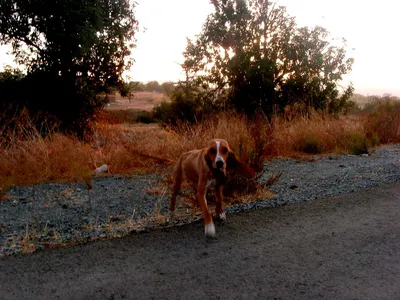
left=2, top=103, right=399, bottom=193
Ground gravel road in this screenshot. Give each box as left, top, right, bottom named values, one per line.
left=1, top=144, right=400, bottom=256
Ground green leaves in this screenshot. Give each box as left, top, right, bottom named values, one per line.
left=183, top=0, right=354, bottom=117
left=0, top=0, right=137, bottom=133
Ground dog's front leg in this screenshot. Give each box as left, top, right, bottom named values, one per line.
left=215, top=185, right=226, bottom=221
left=196, top=177, right=215, bottom=238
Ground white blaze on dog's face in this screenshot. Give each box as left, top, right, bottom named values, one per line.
left=207, top=139, right=230, bottom=170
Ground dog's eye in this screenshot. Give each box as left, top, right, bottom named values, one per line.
left=221, top=147, right=228, bottom=154
left=210, top=148, right=216, bottom=154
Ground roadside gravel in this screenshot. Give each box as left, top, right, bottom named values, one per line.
left=1, top=144, right=400, bottom=257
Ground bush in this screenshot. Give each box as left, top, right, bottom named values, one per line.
left=295, top=134, right=324, bottom=154
left=0, top=69, right=111, bottom=138
left=136, top=112, right=155, bottom=124
left=153, top=84, right=216, bottom=127
left=346, top=133, right=369, bottom=155
left=369, top=133, right=380, bottom=147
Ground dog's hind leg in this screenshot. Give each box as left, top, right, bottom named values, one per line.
left=170, top=157, right=183, bottom=211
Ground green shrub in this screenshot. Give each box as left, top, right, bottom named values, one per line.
left=346, top=133, right=368, bottom=155
left=153, top=84, right=216, bottom=127
left=369, top=133, right=380, bottom=147
left=295, top=134, right=323, bottom=154
left=135, top=111, right=154, bottom=124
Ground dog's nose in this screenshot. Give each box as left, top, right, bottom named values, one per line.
left=216, top=160, right=224, bottom=169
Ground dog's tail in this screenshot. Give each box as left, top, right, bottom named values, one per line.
left=170, top=155, right=183, bottom=211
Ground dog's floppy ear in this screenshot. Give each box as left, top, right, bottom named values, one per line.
left=204, top=148, right=213, bottom=170
left=227, top=151, right=256, bottom=178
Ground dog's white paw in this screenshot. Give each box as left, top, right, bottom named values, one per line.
left=204, top=223, right=216, bottom=238
left=219, top=212, right=226, bottom=221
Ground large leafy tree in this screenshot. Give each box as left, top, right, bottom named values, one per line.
left=183, top=0, right=354, bottom=117
left=0, top=0, right=137, bottom=132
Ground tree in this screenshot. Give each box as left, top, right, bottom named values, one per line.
left=183, top=0, right=354, bottom=117
left=145, top=81, right=161, bottom=92
left=130, top=81, right=145, bottom=92
left=0, top=0, right=138, bottom=133
left=161, top=81, right=175, bottom=95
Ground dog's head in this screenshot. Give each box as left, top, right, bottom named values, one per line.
left=205, top=139, right=255, bottom=178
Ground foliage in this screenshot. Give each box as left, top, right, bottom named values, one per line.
left=182, top=0, right=354, bottom=117
left=0, top=66, right=24, bottom=99
left=145, top=81, right=162, bottom=92
left=0, top=67, right=58, bottom=143
left=129, top=81, right=176, bottom=95
left=0, top=67, right=24, bottom=115
left=0, top=0, right=138, bottom=134
left=294, top=134, right=323, bottom=154
left=346, top=132, right=368, bottom=155
left=153, top=82, right=219, bottom=127
left=129, top=81, right=146, bottom=92
left=160, top=81, right=175, bottom=95
left=362, top=94, right=400, bottom=113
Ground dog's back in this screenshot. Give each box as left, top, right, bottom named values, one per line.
left=170, top=149, right=206, bottom=211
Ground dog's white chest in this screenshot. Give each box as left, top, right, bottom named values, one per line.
left=206, top=179, right=216, bottom=189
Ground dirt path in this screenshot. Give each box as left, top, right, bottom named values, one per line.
left=1, top=183, right=400, bottom=300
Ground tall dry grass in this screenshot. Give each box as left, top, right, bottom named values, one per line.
left=271, top=112, right=368, bottom=156
left=0, top=112, right=270, bottom=192
left=362, top=99, right=400, bottom=144
left=0, top=110, right=91, bottom=191
left=0, top=133, right=93, bottom=190
left=164, top=113, right=271, bottom=169
left=90, top=112, right=270, bottom=171
left=2, top=104, right=400, bottom=192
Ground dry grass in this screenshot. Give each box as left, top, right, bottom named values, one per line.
left=363, top=99, right=400, bottom=144
left=0, top=133, right=93, bottom=191
left=90, top=112, right=270, bottom=171
left=271, top=112, right=368, bottom=156
left=164, top=113, right=272, bottom=170
left=2, top=104, right=399, bottom=193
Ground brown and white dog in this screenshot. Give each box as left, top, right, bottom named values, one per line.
left=170, top=139, right=255, bottom=237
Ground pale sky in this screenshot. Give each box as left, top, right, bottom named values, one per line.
left=1, top=0, right=399, bottom=96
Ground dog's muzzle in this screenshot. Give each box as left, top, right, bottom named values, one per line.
left=216, top=160, right=224, bottom=169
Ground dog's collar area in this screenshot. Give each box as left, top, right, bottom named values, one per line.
left=210, top=168, right=227, bottom=185
left=211, top=167, right=225, bottom=173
